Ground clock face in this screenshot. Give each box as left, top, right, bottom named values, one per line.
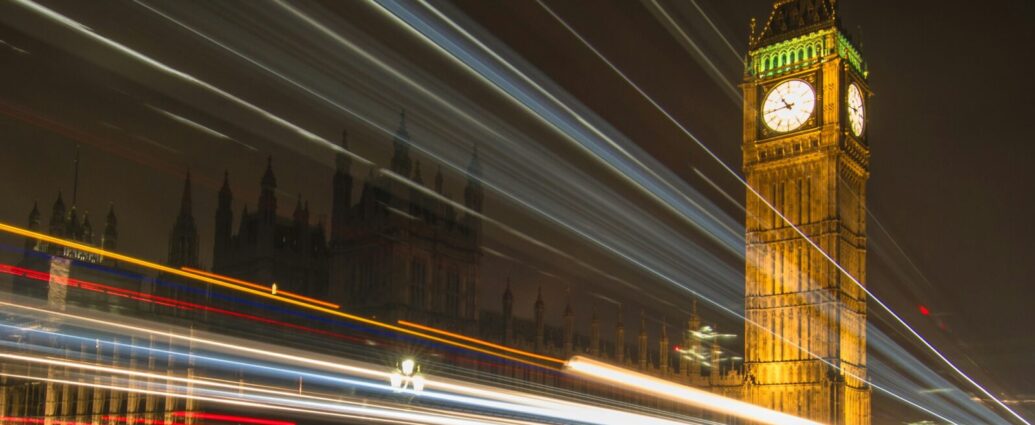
left=846, top=83, right=865, bottom=136
left=762, top=79, right=815, bottom=133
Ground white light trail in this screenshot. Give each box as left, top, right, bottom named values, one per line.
left=533, top=3, right=1029, bottom=424
left=1, top=303, right=713, bottom=425
left=369, top=2, right=972, bottom=423
left=566, top=356, right=821, bottom=425
left=9, top=0, right=369, bottom=165
left=143, top=103, right=256, bottom=151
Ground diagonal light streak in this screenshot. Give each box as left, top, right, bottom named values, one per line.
left=366, top=1, right=973, bottom=423
left=533, top=2, right=1029, bottom=424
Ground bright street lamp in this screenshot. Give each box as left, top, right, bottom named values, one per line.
left=389, top=358, right=425, bottom=393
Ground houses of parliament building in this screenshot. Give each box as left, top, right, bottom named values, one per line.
left=1, top=0, right=871, bottom=423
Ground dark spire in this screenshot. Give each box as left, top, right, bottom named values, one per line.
left=258, top=156, right=277, bottom=223
left=179, top=171, right=193, bottom=216
left=49, top=191, right=66, bottom=236
left=638, top=310, right=648, bottom=370
left=563, top=288, right=574, bottom=356
left=28, top=201, right=40, bottom=230
left=24, top=201, right=41, bottom=251
left=261, top=155, right=276, bottom=187
left=534, top=286, right=544, bottom=311
left=102, top=203, right=117, bottom=251
left=389, top=109, right=413, bottom=177
left=168, top=171, right=199, bottom=268
left=659, top=317, right=670, bottom=374
left=214, top=171, right=234, bottom=271
left=65, top=204, right=80, bottom=241
left=81, top=211, right=93, bottom=244
left=71, top=144, right=80, bottom=206
left=502, top=278, right=514, bottom=306
left=590, top=303, right=600, bottom=356
left=331, top=129, right=354, bottom=245
left=219, top=170, right=232, bottom=205
left=615, top=304, right=626, bottom=363
left=336, top=129, right=351, bottom=173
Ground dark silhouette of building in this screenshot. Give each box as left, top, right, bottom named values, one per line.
left=207, top=112, right=481, bottom=334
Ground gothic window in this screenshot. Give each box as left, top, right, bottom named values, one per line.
left=807, top=46, right=813, bottom=58
left=411, top=258, right=427, bottom=309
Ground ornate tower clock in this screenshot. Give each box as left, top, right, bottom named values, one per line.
left=742, top=1, right=870, bottom=424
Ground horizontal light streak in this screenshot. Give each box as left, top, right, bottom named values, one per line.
left=0, top=263, right=363, bottom=345
left=0, top=370, right=519, bottom=425
left=1, top=313, right=700, bottom=425
left=532, top=3, right=1025, bottom=424
left=566, top=356, right=820, bottom=425
left=0, top=221, right=554, bottom=370
left=398, top=320, right=564, bottom=365
left=181, top=266, right=340, bottom=309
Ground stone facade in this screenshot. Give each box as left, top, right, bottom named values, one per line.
left=742, top=0, right=871, bottom=423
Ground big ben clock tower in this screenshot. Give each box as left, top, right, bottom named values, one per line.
left=742, top=1, right=871, bottom=424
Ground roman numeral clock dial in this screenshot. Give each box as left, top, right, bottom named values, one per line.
left=847, top=83, right=865, bottom=137
left=761, top=79, right=816, bottom=133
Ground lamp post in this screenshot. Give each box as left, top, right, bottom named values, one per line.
left=389, top=358, right=425, bottom=393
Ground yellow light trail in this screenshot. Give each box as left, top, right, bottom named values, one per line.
left=398, top=320, right=564, bottom=365
left=0, top=221, right=553, bottom=370
left=181, top=266, right=340, bottom=309
left=565, top=356, right=822, bottom=425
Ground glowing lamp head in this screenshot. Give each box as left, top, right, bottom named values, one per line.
left=401, top=358, right=416, bottom=376
left=412, top=374, right=426, bottom=392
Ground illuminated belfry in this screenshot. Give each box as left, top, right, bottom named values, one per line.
left=742, top=0, right=870, bottom=423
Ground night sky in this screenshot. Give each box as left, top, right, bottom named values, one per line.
left=0, top=0, right=1032, bottom=420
